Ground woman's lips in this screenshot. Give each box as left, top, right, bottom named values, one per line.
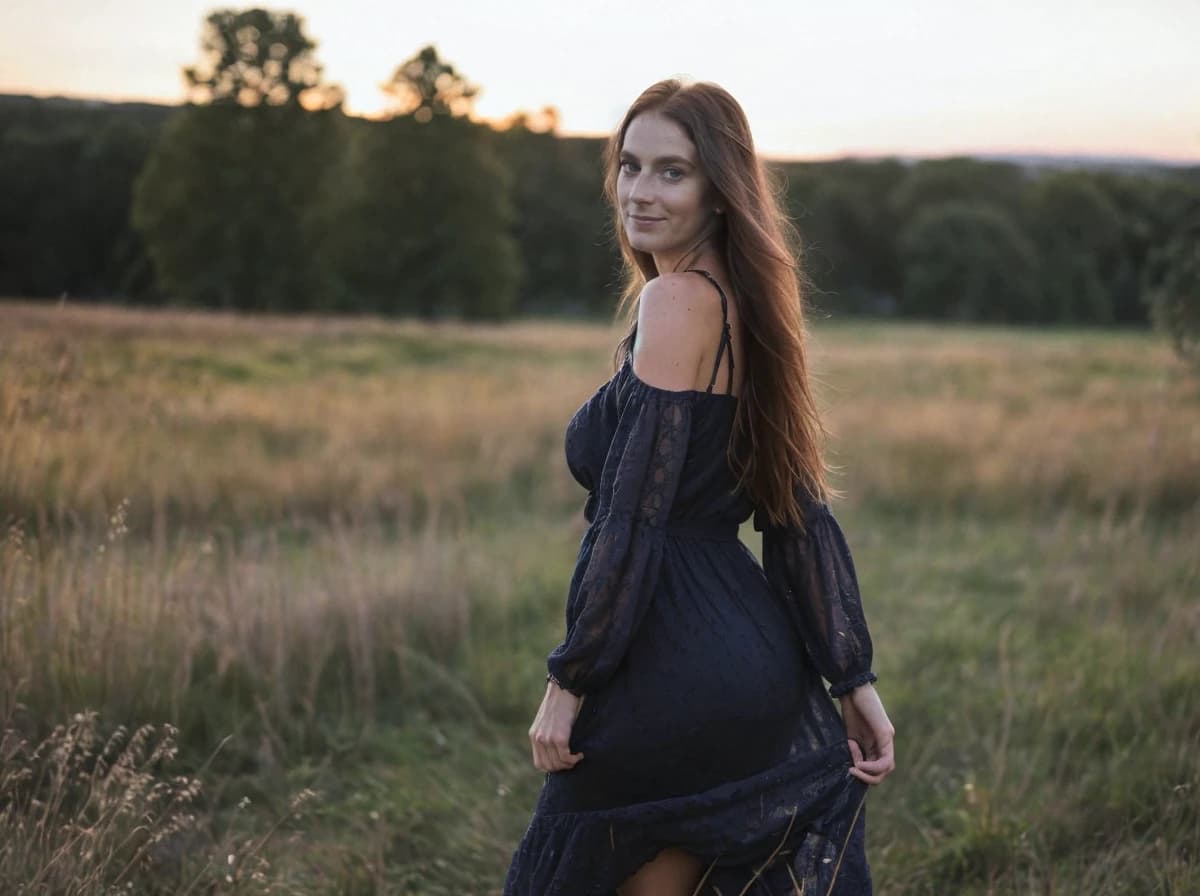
left=630, top=215, right=664, bottom=226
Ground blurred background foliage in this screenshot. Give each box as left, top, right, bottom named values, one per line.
left=1, top=7, right=1198, bottom=354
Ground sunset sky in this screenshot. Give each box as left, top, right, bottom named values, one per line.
left=2, top=0, right=1197, bottom=162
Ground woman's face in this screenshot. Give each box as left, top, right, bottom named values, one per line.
left=617, top=111, right=716, bottom=267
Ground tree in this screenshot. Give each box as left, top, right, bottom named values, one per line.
left=801, top=174, right=904, bottom=314
left=899, top=202, right=1040, bottom=322
left=779, top=159, right=907, bottom=315
left=492, top=122, right=614, bottom=314
left=499, top=105, right=561, bottom=135
left=1143, top=223, right=1200, bottom=367
left=184, top=8, right=343, bottom=110
left=133, top=105, right=342, bottom=310
left=889, top=157, right=1030, bottom=228
left=1029, top=171, right=1123, bottom=324
left=307, top=48, right=518, bottom=318
left=314, top=114, right=520, bottom=319
left=1092, top=171, right=1200, bottom=325
left=134, top=8, right=343, bottom=310
left=0, top=115, right=155, bottom=299
left=382, top=45, right=479, bottom=123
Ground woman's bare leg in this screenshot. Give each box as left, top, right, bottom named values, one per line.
left=618, top=846, right=706, bottom=896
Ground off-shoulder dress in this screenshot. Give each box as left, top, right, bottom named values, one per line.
left=503, top=269, right=878, bottom=895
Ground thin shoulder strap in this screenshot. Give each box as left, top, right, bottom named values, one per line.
left=685, top=269, right=735, bottom=395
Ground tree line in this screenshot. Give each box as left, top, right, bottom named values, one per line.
left=1, top=7, right=1197, bottom=338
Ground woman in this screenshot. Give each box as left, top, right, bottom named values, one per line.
left=503, top=78, right=895, bottom=896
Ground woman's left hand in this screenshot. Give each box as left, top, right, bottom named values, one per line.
left=840, top=683, right=896, bottom=785
left=529, top=680, right=586, bottom=772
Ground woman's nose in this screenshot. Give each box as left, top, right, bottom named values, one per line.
left=629, top=172, right=654, bottom=204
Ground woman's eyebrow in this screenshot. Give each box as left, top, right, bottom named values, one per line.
left=619, top=151, right=695, bottom=167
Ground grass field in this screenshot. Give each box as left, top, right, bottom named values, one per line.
left=1, top=299, right=1197, bottom=894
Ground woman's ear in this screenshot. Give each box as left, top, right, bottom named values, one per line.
left=707, top=186, right=727, bottom=216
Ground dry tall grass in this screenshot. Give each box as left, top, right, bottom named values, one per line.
left=0, top=710, right=317, bottom=894
left=4, top=305, right=1194, bottom=538
left=1, top=300, right=1197, bottom=894
left=1, top=301, right=609, bottom=534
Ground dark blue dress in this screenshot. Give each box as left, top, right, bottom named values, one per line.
left=503, top=270, right=877, bottom=895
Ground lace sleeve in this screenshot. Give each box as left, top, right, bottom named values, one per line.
left=754, top=493, right=877, bottom=698
left=547, top=372, right=694, bottom=696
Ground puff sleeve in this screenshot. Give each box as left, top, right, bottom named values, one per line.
left=547, top=371, right=693, bottom=696
left=754, top=492, right=877, bottom=698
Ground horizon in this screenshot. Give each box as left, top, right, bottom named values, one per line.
left=2, top=0, right=1198, bottom=164
left=7, top=88, right=1200, bottom=168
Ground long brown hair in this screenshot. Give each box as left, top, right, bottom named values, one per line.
left=604, top=78, right=840, bottom=529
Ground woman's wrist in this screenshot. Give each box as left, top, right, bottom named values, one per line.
left=829, top=671, right=878, bottom=699
left=837, top=680, right=877, bottom=704
left=546, top=672, right=581, bottom=697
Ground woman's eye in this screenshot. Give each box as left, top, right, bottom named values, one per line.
left=619, top=161, right=683, bottom=180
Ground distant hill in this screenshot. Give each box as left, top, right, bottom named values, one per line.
left=968, top=150, right=1199, bottom=176
left=779, top=148, right=1199, bottom=177
left=0, top=93, right=178, bottom=131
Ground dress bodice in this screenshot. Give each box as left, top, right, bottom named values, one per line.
left=564, top=354, right=754, bottom=530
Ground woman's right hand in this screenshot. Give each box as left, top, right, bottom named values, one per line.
left=839, top=683, right=895, bottom=785
left=529, top=680, right=586, bottom=773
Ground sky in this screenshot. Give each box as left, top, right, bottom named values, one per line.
left=1, top=0, right=1198, bottom=162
